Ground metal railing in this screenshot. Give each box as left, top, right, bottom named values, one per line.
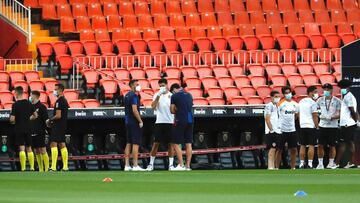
left=0, top=58, right=37, bottom=71
left=0, top=0, right=31, bottom=43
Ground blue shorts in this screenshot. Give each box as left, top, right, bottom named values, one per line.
left=126, top=123, right=142, bottom=145
left=172, top=122, right=193, bottom=144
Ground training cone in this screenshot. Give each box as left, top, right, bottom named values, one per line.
left=102, top=178, right=113, bottom=182
left=294, top=190, right=307, bottom=197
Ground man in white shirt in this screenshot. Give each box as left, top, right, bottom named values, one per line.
left=146, top=78, right=175, bottom=171
left=316, top=83, right=341, bottom=169
left=298, top=86, right=319, bottom=169
left=264, top=90, right=282, bottom=170
left=278, top=86, right=299, bottom=170
left=336, top=79, right=358, bottom=168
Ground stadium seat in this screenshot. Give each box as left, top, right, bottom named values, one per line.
left=230, top=96, right=247, bottom=105
left=67, top=41, right=84, bottom=57
left=182, top=0, right=197, bottom=14
left=57, top=55, right=74, bottom=74
left=88, top=3, right=103, bottom=18
left=319, top=73, right=336, bottom=84
left=310, top=0, right=326, bottom=10
left=185, top=87, right=203, bottom=97
left=76, top=16, right=91, bottom=31
left=201, top=13, right=217, bottom=27
left=294, top=0, right=310, bottom=10
left=166, top=0, right=182, bottom=14
left=227, top=65, right=245, bottom=78
left=215, top=0, right=230, bottom=12
left=217, top=76, right=234, bottom=89
left=193, top=97, right=209, bottom=105
left=92, top=16, right=107, bottom=30
left=265, top=65, right=281, bottom=77
left=80, top=29, right=95, bottom=41
left=207, top=97, right=225, bottom=105
left=72, top=3, right=87, bottom=18
left=297, top=64, right=314, bottom=75
left=304, top=23, right=325, bottom=49
left=24, top=71, right=40, bottom=82
left=283, top=11, right=299, bottom=24
left=57, top=4, right=72, bottom=18
left=250, top=76, right=266, bottom=88
left=217, top=12, right=233, bottom=26
left=101, top=79, right=118, bottom=98
left=82, top=69, right=99, bottom=88
left=256, top=86, right=271, bottom=98
left=234, top=76, right=250, bottom=88
left=294, top=84, right=307, bottom=95
left=343, top=0, right=359, bottom=10
left=198, top=0, right=214, bottom=13
left=337, top=23, right=356, bottom=45
left=103, top=3, right=118, bottom=16
left=29, top=80, right=45, bottom=91
left=208, top=87, right=223, bottom=98
left=313, top=64, right=330, bottom=75
left=182, top=66, right=198, bottom=79
left=266, top=11, right=282, bottom=25
left=327, top=0, right=343, bottom=10
left=303, top=73, right=319, bottom=86
left=212, top=66, right=228, bottom=78
left=0, top=81, right=9, bottom=91
left=0, top=91, right=13, bottom=104
left=321, top=24, right=341, bottom=48
left=83, top=41, right=99, bottom=56
left=44, top=79, right=58, bottom=92
left=255, top=24, right=275, bottom=50
left=262, top=0, right=278, bottom=12
left=123, top=15, right=138, bottom=28
left=240, top=86, right=256, bottom=98
left=247, top=96, right=264, bottom=104
left=138, top=14, right=154, bottom=28
left=287, top=24, right=309, bottom=49
left=107, top=15, right=121, bottom=31
left=83, top=99, right=100, bottom=108
left=69, top=100, right=85, bottom=108
left=3, top=101, right=14, bottom=109
left=271, top=24, right=293, bottom=49
left=270, top=74, right=287, bottom=86
left=234, top=12, right=250, bottom=25
left=37, top=42, right=53, bottom=63
left=224, top=87, right=240, bottom=101
left=134, top=1, right=150, bottom=15
left=250, top=11, right=266, bottom=25
left=238, top=25, right=259, bottom=50
left=119, top=1, right=134, bottom=15
left=129, top=68, right=146, bottom=79
left=13, top=81, right=29, bottom=92
left=331, top=10, right=347, bottom=24
left=151, top=0, right=166, bottom=15
left=24, top=0, right=39, bottom=8
left=42, top=4, right=57, bottom=20
left=95, top=29, right=110, bottom=41
left=153, top=14, right=169, bottom=27
left=202, top=76, right=218, bottom=90
left=288, top=74, right=303, bottom=87
left=169, top=14, right=185, bottom=27
left=9, top=71, right=25, bottom=85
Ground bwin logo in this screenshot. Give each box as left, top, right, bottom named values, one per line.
left=285, top=110, right=296, bottom=114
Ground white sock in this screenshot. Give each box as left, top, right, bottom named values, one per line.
left=329, top=158, right=334, bottom=165
left=318, top=158, right=323, bottom=166
left=150, top=156, right=155, bottom=166
left=300, top=160, right=305, bottom=165
left=308, top=160, right=313, bottom=167
left=169, top=157, right=174, bottom=167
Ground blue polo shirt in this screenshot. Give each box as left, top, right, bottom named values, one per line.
left=171, top=90, right=193, bottom=124
left=124, top=91, right=140, bottom=125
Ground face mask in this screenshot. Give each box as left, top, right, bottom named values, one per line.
left=341, top=88, right=348, bottom=95
left=285, top=93, right=292, bottom=100
left=160, top=86, right=167, bottom=94
left=135, top=85, right=141, bottom=92
left=324, top=90, right=331, bottom=97
left=273, top=97, right=280, bottom=104
left=312, top=93, right=319, bottom=100
left=53, top=90, right=58, bottom=97
left=29, top=97, right=33, bottom=103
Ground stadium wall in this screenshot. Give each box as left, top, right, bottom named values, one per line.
left=0, top=18, right=31, bottom=58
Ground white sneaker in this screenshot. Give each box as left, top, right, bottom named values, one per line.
left=132, top=166, right=146, bottom=171
left=146, top=165, right=154, bottom=171
left=170, top=165, right=186, bottom=171
left=268, top=167, right=275, bottom=170
left=326, top=163, right=338, bottom=169
left=299, top=163, right=305, bottom=169
left=124, top=166, right=132, bottom=171
left=344, top=162, right=356, bottom=169
left=185, top=167, right=192, bottom=171
left=168, top=165, right=175, bottom=171
left=316, top=164, right=324, bottom=170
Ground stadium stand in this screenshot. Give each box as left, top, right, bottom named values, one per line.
left=3, top=0, right=351, bottom=108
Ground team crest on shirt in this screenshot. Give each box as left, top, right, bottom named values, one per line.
left=272, top=142, right=276, bottom=147
left=56, top=102, right=59, bottom=108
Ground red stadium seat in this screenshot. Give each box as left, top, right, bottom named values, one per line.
left=182, top=0, right=197, bottom=14
left=57, top=55, right=73, bottom=74
left=265, top=65, right=281, bottom=77
left=294, top=84, right=307, bottom=96
left=13, top=81, right=29, bottom=92
left=297, top=64, right=314, bottom=75
left=217, top=12, right=233, bottom=26
left=102, top=79, right=118, bottom=98
left=230, top=96, right=247, bottom=105
left=248, top=65, right=265, bottom=76
left=227, top=65, right=245, bottom=78
left=234, top=75, right=250, bottom=88
left=217, top=76, right=234, bottom=89
left=0, top=81, right=9, bottom=91
left=44, top=79, right=58, bottom=92
left=278, top=0, right=294, bottom=11
left=263, top=0, right=278, bottom=12
left=166, top=0, right=182, bottom=14
left=287, top=24, right=309, bottom=49
left=246, top=0, right=262, bottom=12
left=224, top=87, right=240, bottom=101
left=151, top=0, right=166, bottom=15
left=288, top=74, right=303, bottom=87
left=250, top=11, right=266, bottom=25
left=229, top=0, right=245, bottom=12
left=302, top=73, right=319, bottom=86
left=92, top=16, right=107, bottom=30
left=107, top=15, right=121, bottom=31
left=9, top=71, right=25, bottom=85
left=129, top=68, right=146, bottom=79
left=256, top=86, right=271, bottom=98
left=57, top=4, right=72, bottom=18
left=37, top=42, right=53, bottom=62
left=238, top=25, right=259, bottom=50
left=197, top=66, right=212, bottom=79
left=319, top=73, right=335, bottom=84
left=134, top=1, right=150, bottom=15
left=123, top=15, right=138, bottom=28
left=240, top=86, right=256, bottom=98
left=208, top=87, right=223, bottom=98
left=165, top=67, right=181, bottom=78
left=95, top=29, right=110, bottom=41
left=72, top=3, right=87, bottom=18
left=24, top=71, right=40, bottom=82
left=182, top=67, right=198, bottom=79
left=104, top=3, right=118, bottom=16
left=88, top=3, right=103, bottom=18
left=24, top=0, right=39, bottom=8
left=270, top=74, right=287, bottom=86
left=0, top=91, right=13, bottom=104
left=271, top=24, right=293, bottom=49
left=250, top=76, right=266, bottom=88
left=67, top=41, right=84, bottom=57
left=42, top=4, right=57, bottom=20
left=76, top=16, right=91, bottom=31
left=29, top=80, right=45, bottom=91
left=215, top=0, right=230, bottom=12
left=212, top=66, right=228, bottom=78
left=193, top=97, right=209, bottom=105
left=138, top=14, right=154, bottom=28
left=69, top=100, right=85, bottom=108
left=185, top=77, right=201, bottom=88
left=266, top=11, right=282, bottom=25
left=202, top=76, right=218, bottom=90
left=186, top=87, right=203, bottom=97
left=247, top=96, right=264, bottom=104
left=82, top=69, right=99, bottom=88
left=83, top=99, right=100, bottom=108
left=119, top=1, right=134, bottom=15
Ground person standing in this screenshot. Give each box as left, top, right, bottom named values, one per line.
left=278, top=86, right=299, bottom=170
left=146, top=78, right=175, bottom=171
left=124, top=80, right=145, bottom=171
left=30, top=90, right=50, bottom=172
left=298, top=86, right=319, bottom=169
left=170, top=83, right=193, bottom=171
left=316, top=84, right=341, bottom=169
left=46, top=84, right=69, bottom=171
left=10, top=86, right=37, bottom=171
left=264, top=90, right=282, bottom=170
left=336, top=79, right=358, bottom=168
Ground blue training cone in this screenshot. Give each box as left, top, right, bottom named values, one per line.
left=294, top=191, right=308, bottom=197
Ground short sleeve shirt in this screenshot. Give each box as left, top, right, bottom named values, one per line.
left=264, top=102, right=281, bottom=134
left=340, top=92, right=357, bottom=127
left=317, top=96, right=341, bottom=128
left=299, top=97, right=318, bottom=128
left=153, top=91, right=174, bottom=124
left=11, top=99, right=35, bottom=133
left=53, top=96, right=69, bottom=129
left=278, top=100, right=299, bottom=133
left=170, top=90, right=193, bottom=124
left=124, top=91, right=140, bottom=125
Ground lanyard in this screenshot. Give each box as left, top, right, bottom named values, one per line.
left=325, top=97, right=332, bottom=112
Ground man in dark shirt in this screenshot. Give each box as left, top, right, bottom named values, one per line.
left=46, top=84, right=69, bottom=171
left=10, top=86, right=38, bottom=171
left=123, top=79, right=145, bottom=171
left=170, top=83, right=194, bottom=171
left=30, top=90, right=50, bottom=172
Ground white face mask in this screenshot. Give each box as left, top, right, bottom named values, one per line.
left=312, top=93, right=319, bottom=100
left=160, top=86, right=167, bottom=94
left=274, top=97, right=280, bottom=104
left=135, top=85, right=141, bottom=92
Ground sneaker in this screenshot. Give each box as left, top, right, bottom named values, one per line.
left=299, top=163, right=305, bottom=169
left=185, top=167, right=192, bottom=171
left=308, top=165, right=313, bottom=169
left=168, top=165, right=175, bottom=171
left=146, top=165, right=154, bottom=171
left=61, top=168, right=69, bottom=172
left=268, top=167, right=275, bottom=170
left=170, top=165, right=186, bottom=171
left=326, top=163, right=338, bottom=169
left=124, top=166, right=132, bottom=171
left=344, top=162, right=356, bottom=169
left=132, top=166, right=146, bottom=171
left=316, top=164, right=324, bottom=170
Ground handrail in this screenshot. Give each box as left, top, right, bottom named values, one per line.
left=0, top=0, right=32, bottom=43
left=3, top=40, right=19, bottom=58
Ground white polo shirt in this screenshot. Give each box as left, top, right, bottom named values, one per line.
left=264, top=102, right=281, bottom=134
left=299, top=97, right=318, bottom=128
left=153, top=91, right=174, bottom=124
left=317, top=96, right=341, bottom=128
left=340, top=92, right=357, bottom=127
left=278, top=100, right=299, bottom=133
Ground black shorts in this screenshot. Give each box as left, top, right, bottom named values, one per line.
left=126, top=123, right=143, bottom=145
left=339, top=125, right=357, bottom=143
left=172, top=122, right=193, bottom=144
left=15, top=132, right=32, bottom=147
left=279, top=132, right=298, bottom=149
left=300, top=128, right=318, bottom=146
left=265, top=133, right=282, bottom=149
left=31, top=134, right=46, bottom=148
left=50, top=127, right=66, bottom=143
left=319, top=127, right=338, bottom=147
left=153, top=124, right=172, bottom=144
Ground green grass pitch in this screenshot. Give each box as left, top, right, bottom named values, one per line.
left=0, top=169, right=360, bottom=203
